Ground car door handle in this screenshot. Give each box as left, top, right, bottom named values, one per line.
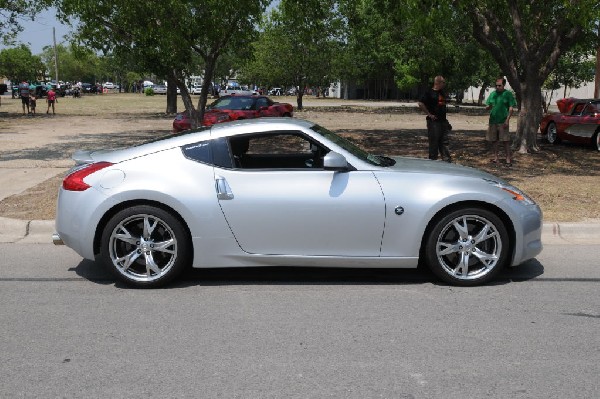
left=215, top=176, right=234, bottom=200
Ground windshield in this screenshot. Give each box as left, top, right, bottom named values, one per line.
left=310, top=124, right=395, bottom=167
left=210, top=97, right=256, bottom=111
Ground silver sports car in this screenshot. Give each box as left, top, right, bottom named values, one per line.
left=53, top=118, right=543, bottom=287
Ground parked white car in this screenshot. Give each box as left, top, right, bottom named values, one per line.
left=191, top=85, right=202, bottom=95
left=103, top=82, right=115, bottom=89
left=219, top=85, right=255, bottom=97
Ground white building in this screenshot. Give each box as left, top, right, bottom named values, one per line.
left=463, top=80, right=597, bottom=111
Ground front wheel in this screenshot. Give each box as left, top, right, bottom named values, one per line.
left=592, top=130, right=600, bottom=151
left=424, top=208, right=510, bottom=286
left=546, top=122, right=560, bottom=144
left=100, top=205, right=191, bottom=288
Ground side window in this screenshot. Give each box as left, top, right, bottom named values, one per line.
left=247, top=134, right=312, bottom=155
left=181, top=137, right=232, bottom=168
left=229, top=132, right=328, bottom=169
left=582, top=102, right=600, bottom=116
left=181, top=141, right=211, bottom=164
left=573, top=103, right=585, bottom=115
left=256, top=98, right=268, bottom=109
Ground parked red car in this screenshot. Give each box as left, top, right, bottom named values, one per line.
left=539, top=98, right=600, bottom=151
left=173, top=95, right=294, bottom=132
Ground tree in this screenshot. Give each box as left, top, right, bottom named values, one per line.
left=242, top=0, right=343, bottom=109
left=1, top=0, right=50, bottom=44
left=542, top=47, right=596, bottom=111
left=335, top=0, right=401, bottom=100
left=39, top=43, right=102, bottom=83
left=57, top=0, right=268, bottom=119
left=344, top=0, right=498, bottom=101
left=457, top=0, right=600, bottom=153
left=0, top=44, right=44, bottom=82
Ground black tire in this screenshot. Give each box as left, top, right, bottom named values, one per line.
left=100, top=205, right=191, bottom=288
left=424, top=207, right=509, bottom=286
left=546, top=122, right=560, bottom=144
left=592, top=130, right=600, bottom=151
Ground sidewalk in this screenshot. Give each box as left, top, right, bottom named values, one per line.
left=1, top=216, right=598, bottom=245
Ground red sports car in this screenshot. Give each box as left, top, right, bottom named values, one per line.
left=173, top=95, right=294, bottom=132
left=539, top=97, right=600, bottom=151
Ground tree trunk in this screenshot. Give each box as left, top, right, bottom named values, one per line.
left=195, top=57, right=218, bottom=129
left=477, top=84, right=488, bottom=106
left=594, top=23, right=600, bottom=98
left=173, top=69, right=195, bottom=123
left=514, top=82, right=543, bottom=153
left=296, top=92, right=304, bottom=110
left=166, top=75, right=178, bottom=114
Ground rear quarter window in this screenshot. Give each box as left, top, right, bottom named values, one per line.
left=181, top=137, right=232, bottom=168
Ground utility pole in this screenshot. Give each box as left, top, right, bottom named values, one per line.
left=595, top=25, right=600, bottom=98
left=53, top=27, right=59, bottom=86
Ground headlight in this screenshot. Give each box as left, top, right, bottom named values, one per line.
left=485, top=179, right=536, bottom=205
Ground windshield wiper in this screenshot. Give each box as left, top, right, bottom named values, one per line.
left=377, top=155, right=396, bottom=166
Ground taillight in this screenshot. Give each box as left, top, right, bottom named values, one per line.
left=62, top=162, right=114, bottom=191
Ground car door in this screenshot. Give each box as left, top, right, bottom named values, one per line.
left=557, top=102, right=585, bottom=137
left=256, top=97, right=277, bottom=117
left=570, top=101, right=600, bottom=139
left=214, top=133, right=386, bottom=256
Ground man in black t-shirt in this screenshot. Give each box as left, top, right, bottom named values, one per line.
left=417, top=76, right=452, bottom=162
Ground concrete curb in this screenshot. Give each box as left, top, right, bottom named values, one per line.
left=1, top=217, right=598, bottom=246
left=541, top=222, right=600, bottom=245
left=0, top=217, right=28, bottom=243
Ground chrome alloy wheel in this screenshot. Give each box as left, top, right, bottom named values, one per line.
left=547, top=122, right=558, bottom=144
left=108, top=213, right=178, bottom=283
left=435, top=214, right=502, bottom=281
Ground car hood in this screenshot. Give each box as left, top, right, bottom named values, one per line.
left=556, top=97, right=576, bottom=114
left=387, top=156, right=505, bottom=182
left=205, top=109, right=240, bottom=114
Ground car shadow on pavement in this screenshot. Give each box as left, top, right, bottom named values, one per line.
left=71, top=257, right=545, bottom=288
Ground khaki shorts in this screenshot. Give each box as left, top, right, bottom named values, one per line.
left=487, top=124, right=510, bottom=142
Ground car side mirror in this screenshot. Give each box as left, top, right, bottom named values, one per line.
left=323, top=151, right=349, bottom=171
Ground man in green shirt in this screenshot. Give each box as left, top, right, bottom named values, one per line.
left=485, top=77, right=517, bottom=166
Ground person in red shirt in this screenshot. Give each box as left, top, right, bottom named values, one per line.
left=46, top=88, right=57, bottom=114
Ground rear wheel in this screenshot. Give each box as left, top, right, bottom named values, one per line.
left=546, top=122, right=560, bottom=144
left=424, top=207, right=509, bottom=286
left=100, top=205, right=191, bottom=288
left=592, top=130, right=600, bottom=151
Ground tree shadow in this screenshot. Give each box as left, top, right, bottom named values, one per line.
left=335, top=127, right=599, bottom=178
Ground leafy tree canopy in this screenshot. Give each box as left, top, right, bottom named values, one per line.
left=1, top=0, right=51, bottom=44
left=0, top=44, right=44, bottom=82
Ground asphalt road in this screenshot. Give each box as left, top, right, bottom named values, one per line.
left=1, top=243, right=599, bottom=398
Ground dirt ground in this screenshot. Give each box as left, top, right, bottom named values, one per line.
left=0, top=93, right=598, bottom=222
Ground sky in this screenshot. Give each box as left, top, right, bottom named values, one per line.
left=3, top=7, right=73, bottom=54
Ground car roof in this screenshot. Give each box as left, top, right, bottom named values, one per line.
left=218, top=95, right=261, bottom=100
left=209, top=118, right=314, bottom=138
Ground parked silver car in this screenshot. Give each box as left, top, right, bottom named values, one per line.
left=152, top=84, right=167, bottom=95
left=54, top=118, right=542, bottom=288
